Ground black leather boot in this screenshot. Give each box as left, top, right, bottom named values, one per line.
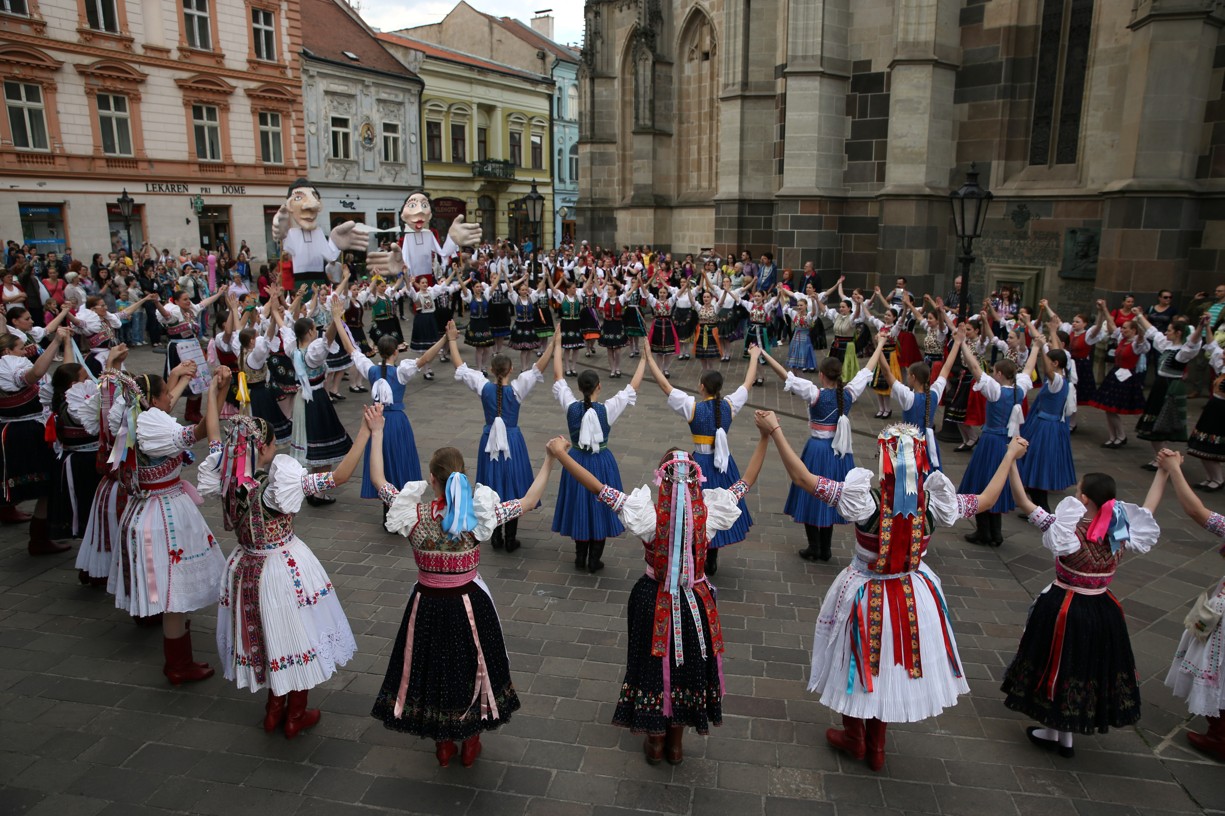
left=574, top=540, right=589, bottom=568
left=587, top=540, right=605, bottom=572
left=818, top=526, right=833, bottom=562
left=798, top=524, right=822, bottom=561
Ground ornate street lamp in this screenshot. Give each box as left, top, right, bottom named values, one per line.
left=524, top=180, right=545, bottom=280
left=948, top=163, right=993, bottom=324
left=116, top=188, right=135, bottom=254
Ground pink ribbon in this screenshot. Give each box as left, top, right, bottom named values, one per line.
left=141, top=506, right=160, bottom=606
left=1086, top=498, right=1115, bottom=544
left=393, top=595, right=421, bottom=718
left=417, top=570, right=477, bottom=589
left=463, top=594, right=500, bottom=721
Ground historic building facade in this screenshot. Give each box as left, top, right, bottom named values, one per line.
left=0, top=0, right=305, bottom=259
left=579, top=0, right=1225, bottom=307
left=379, top=31, right=555, bottom=248
left=300, top=0, right=423, bottom=237
left=396, top=3, right=579, bottom=247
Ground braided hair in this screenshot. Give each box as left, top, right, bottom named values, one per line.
left=578, top=369, right=599, bottom=412
left=908, top=362, right=932, bottom=430
left=819, top=356, right=844, bottom=418
left=700, top=370, right=724, bottom=429
left=490, top=353, right=512, bottom=416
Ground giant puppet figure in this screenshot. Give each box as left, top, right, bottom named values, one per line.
left=367, top=189, right=481, bottom=283
left=272, top=178, right=370, bottom=286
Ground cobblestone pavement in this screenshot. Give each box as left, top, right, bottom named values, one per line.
left=2, top=344, right=1224, bottom=816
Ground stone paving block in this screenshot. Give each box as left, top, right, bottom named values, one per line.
left=613, top=778, right=693, bottom=813
left=933, top=784, right=1020, bottom=816
left=244, top=758, right=320, bottom=793
left=65, top=765, right=166, bottom=805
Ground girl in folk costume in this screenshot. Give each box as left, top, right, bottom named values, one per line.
left=761, top=411, right=1028, bottom=771
left=863, top=293, right=905, bottom=418
left=598, top=278, right=629, bottom=378
left=1135, top=311, right=1205, bottom=469
left=693, top=282, right=731, bottom=363
left=338, top=324, right=449, bottom=501
left=342, top=279, right=374, bottom=360
left=154, top=285, right=229, bottom=423
left=0, top=328, right=71, bottom=554
left=716, top=274, right=746, bottom=346
left=1042, top=300, right=1109, bottom=422
left=365, top=275, right=408, bottom=350
left=488, top=270, right=514, bottom=352
left=760, top=338, right=885, bottom=562
left=369, top=408, right=557, bottom=768
left=644, top=350, right=763, bottom=576
left=739, top=287, right=778, bottom=376
left=282, top=299, right=354, bottom=501
left=546, top=432, right=768, bottom=765
left=532, top=273, right=557, bottom=346
left=1158, top=450, right=1225, bottom=761
left=905, top=295, right=951, bottom=367
left=460, top=279, right=495, bottom=374
left=207, top=302, right=242, bottom=419
left=824, top=283, right=863, bottom=381
left=69, top=296, right=146, bottom=375
left=622, top=270, right=648, bottom=358
left=4, top=303, right=68, bottom=357
left=45, top=361, right=101, bottom=542
left=645, top=282, right=681, bottom=377
left=1018, top=338, right=1078, bottom=512
left=551, top=342, right=646, bottom=572
left=321, top=270, right=357, bottom=399
left=408, top=273, right=458, bottom=380
left=447, top=324, right=555, bottom=552
left=76, top=352, right=142, bottom=587
left=1002, top=461, right=1164, bottom=757
left=198, top=396, right=364, bottom=738
left=223, top=293, right=292, bottom=444
left=1084, top=307, right=1150, bottom=448
left=673, top=278, right=698, bottom=361
left=1187, top=339, right=1225, bottom=490
left=507, top=275, right=543, bottom=369
left=958, top=336, right=1042, bottom=547
left=878, top=329, right=965, bottom=474
left=780, top=287, right=817, bottom=372
left=578, top=274, right=603, bottom=358
left=940, top=313, right=991, bottom=452
left=555, top=278, right=586, bottom=377
left=115, top=367, right=229, bottom=684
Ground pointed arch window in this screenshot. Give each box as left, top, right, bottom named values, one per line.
left=1028, top=0, right=1094, bottom=166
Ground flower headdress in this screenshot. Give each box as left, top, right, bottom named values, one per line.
left=876, top=423, right=930, bottom=521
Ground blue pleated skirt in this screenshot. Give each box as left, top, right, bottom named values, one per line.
left=552, top=448, right=625, bottom=540
left=691, top=451, right=751, bottom=548
left=958, top=432, right=1014, bottom=514
left=361, top=409, right=422, bottom=498
left=783, top=436, right=854, bottom=526
left=476, top=424, right=534, bottom=503
left=1019, top=414, right=1077, bottom=491
left=787, top=332, right=816, bottom=371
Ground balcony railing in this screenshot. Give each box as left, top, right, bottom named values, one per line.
left=471, top=159, right=515, bottom=180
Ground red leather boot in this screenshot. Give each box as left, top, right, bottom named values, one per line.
left=865, top=718, right=888, bottom=771
left=460, top=734, right=482, bottom=767
left=826, top=715, right=866, bottom=760
left=664, top=724, right=685, bottom=765
left=435, top=741, right=457, bottom=767
left=263, top=690, right=287, bottom=732
left=282, top=689, right=320, bottom=739
left=1187, top=713, right=1225, bottom=762
left=162, top=632, right=214, bottom=685
left=0, top=504, right=31, bottom=524
left=643, top=734, right=665, bottom=765
left=27, top=517, right=70, bottom=556
left=183, top=396, right=204, bottom=425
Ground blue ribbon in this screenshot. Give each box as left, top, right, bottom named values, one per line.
left=1107, top=502, right=1131, bottom=554
left=893, top=441, right=919, bottom=519
left=442, top=472, right=477, bottom=541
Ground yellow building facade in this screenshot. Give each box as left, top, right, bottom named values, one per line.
left=378, top=32, right=553, bottom=248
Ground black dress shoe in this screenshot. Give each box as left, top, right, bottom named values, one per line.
left=1026, top=727, right=1074, bottom=758
left=1141, top=462, right=1159, bottom=472
left=504, top=538, right=521, bottom=553
left=306, top=495, right=336, bottom=507
left=798, top=547, right=819, bottom=562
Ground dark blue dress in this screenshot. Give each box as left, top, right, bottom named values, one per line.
left=552, top=399, right=625, bottom=540
left=901, top=384, right=942, bottom=472
left=687, top=396, right=752, bottom=548
left=466, top=367, right=537, bottom=502
left=1019, top=373, right=1077, bottom=492
left=360, top=362, right=423, bottom=499
left=959, top=377, right=1026, bottom=513
left=783, top=388, right=855, bottom=526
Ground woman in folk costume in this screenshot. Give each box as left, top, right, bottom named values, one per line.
left=282, top=298, right=353, bottom=502
left=459, top=278, right=495, bottom=374
left=408, top=273, right=457, bottom=380
left=447, top=323, right=555, bottom=552
left=206, top=301, right=243, bottom=419
left=644, top=349, right=763, bottom=576
left=488, top=269, right=515, bottom=353
left=507, top=274, right=544, bottom=369
left=321, top=269, right=357, bottom=399
left=1002, top=458, right=1164, bottom=757
left=76, top=350, right=143, bottom=587
left=863, top=291, right=905, bottom=419
left=598, top=277, right=629, bottom=378
left=958, top=335, right=1042, bottom=547
left=153, top=285, right=229, bottom=423
left=878, top=329, right=965, bottom=474
left=1187, top=337, right=1225, bottom=491
left=761, top=411, right=1029, bottom=771
left=824, top=283, right=863, bottom=382
left=555, top=278, right=586, bottom=377
left=550, top=341, right=646, bottom=572
left=1084, top=306, right=1150, bottom=448
left=622, top=269, right=648, bottom=358
left=1041, top=300, right=1109, bottom=428
left=364, top=275, right=409, bottom=350
left=369, top=406, right=557, bottom=768
left=1157, top=450, right=1225, bottom=762
left=692, top=281, right=731, bottom=363
left=760, top=338, right=884, bottom=562
left=115, top=366, right=229, bottom=684
left=198, top=393, right=364, bottom=738
left=578, top=274, right=603, bottom=358
left=4, top=303, right=68, bottom=359
left=673, top=277, right=698, bottom=360
left=68, top=295, right=147, bottom=375
left=1135, top=312, right=1205, bottom=470
left=0, top=328, right=71, bottom=555
left=739, top=287, right=778, bottom=375
left=222, top=291, right=292, bottom=445
left=645, top=280, right=680, bottom=378
left=336, top=322, right=449, bottom=503
left=545, top=429, right=769, bottom=765
left=779, top=286, right=817, bottom=372
left=45, top=361, right=101, bottom=542
left=1018, top=337, right=1078, bottom=513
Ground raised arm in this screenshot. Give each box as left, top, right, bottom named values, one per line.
left=24, top=327, right=68, bottom=384
left=759, top=348, right=790, bottom=381
left=365, top=406, right=389, bottom=494
left=644, top=350, right=673, bottom=396
left=755, top=410, right=818, bottom=495
left=938, top=331, right=964, bottom=383
left=416, top=325, right=450, bottom=367
left=738, top=425, right=770, bottom=488
left=552, top=332, right=565, bottom=382
left=977, top=438, right=1028, bottom=510
left=1008, top=462, right=1037, bottom=516
left=741, top=346, right=761, bottom=391
left=628, top=352, right=648, bottom=391
left=516, top=444, right=557, bottom=508
left=1157, top=450, right=1212, bottom=525
left=546, top=438, right=601, bottom=494
left=329, top=416, right=372, bottom=487
left=445, top=321, right=465, bottom=368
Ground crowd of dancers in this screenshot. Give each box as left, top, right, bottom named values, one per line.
left=1, top=254, right=1223, bottom=774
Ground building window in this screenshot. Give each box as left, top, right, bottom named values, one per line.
left=330, top=115, right=351, bottom=160
left=5, top=82, right=49, bottom=151
left=258, top=110, right=282, bottom=164
left=451, top=123, right=466, bottom=163
left=530, top=133, right=543, bottom=170
left=0, top=0, right=29, bottom=15
left=191, top=103, right=221, bottom=160
left=183, top=0, right=211, bottom=50
left=509, top=129, right=522, bottom=167
left=556, top=148, right=564, bottom=181
left=566, top=86, right=578, bottom=122
left=97, top=93, right=133, bottom=156
left=477, top=126, right=488, bottom=161
left=425, top=120, right=442, bottom=162
left=1028, top=0, right=1093, bottom=167
left=381, top=121, right=401, bottom=163
left=251, top=7, right=276, bottom=62
left=569, top=143, right=578, bottom=182
left=86, top=0, right=119, bottom=32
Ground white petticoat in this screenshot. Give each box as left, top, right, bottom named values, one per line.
left=216, top=535, right=356, bottom=695
left=77, top=473, right=121, bottom=581
left=809, top=559, right=970, bottom=722
left=1165, top=575, right=1225, bottom=716
left=114, top=486, right=226, bottom=616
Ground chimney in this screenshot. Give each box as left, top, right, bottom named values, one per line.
left=531, top=10, right=554, bottom=40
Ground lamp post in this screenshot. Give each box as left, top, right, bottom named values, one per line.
left=948, top=163, right=994, bottom=325
left=116, top=188, right=135, bottom=256
left=524, top=180, right=544, bottom=283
